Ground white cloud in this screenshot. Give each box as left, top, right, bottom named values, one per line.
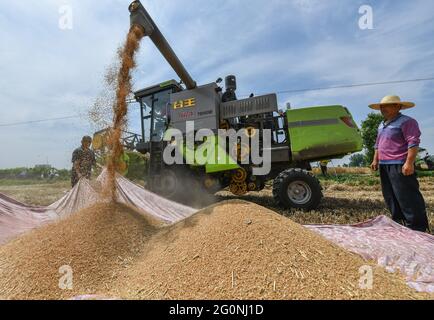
left=0, top=0, right=433, bottom=168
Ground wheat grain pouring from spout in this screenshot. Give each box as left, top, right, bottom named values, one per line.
left=104, top=25, right=145, bottom=201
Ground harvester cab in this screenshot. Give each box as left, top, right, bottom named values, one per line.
left=128, top=0, right=363, bottom=210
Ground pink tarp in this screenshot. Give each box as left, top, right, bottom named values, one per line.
left=97, top=170, right=195, bottom=223
left=306, top=217, right=434, bottom=293
left=0, top=172, right=433, bottom=293
left=0, top=172, right=195, bottom=245
left=47, top=178, right=101, bottom=218
left=0, top=192, right=56, bottom=245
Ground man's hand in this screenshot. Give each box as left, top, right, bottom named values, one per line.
left=402, top=161, right=415, bottom=176
left=370, top=160, right=379, bottom=171
left=371, top=150, right=379, bottom=171
left=403, top=147, right=418, bottom=176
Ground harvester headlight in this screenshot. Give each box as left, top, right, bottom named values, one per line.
left=245, top=127, right=257, bottom=138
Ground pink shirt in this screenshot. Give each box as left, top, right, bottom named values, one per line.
left=375, top=113, right=421, bottom=165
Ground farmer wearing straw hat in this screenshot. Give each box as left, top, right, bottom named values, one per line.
left=369, top=95, right=429, bottom=232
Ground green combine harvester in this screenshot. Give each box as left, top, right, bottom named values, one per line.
left=126, top=0, right=363, bottom=210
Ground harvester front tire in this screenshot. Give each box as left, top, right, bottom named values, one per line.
left=273, top=168, right=323, bottom=211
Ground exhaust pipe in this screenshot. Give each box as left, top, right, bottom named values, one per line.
left=129, top=0, right=197, bottom=90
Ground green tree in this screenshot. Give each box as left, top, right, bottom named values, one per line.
left=361, top=112, right=383, bottom=164
left=125, top=151, right=148, bottom=181
left=349, top=153, right=366, bottom=167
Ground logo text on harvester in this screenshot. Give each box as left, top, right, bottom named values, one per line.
left=169, top=304, right=264, bottom=318
left=163, top=121, right=272, bottom=176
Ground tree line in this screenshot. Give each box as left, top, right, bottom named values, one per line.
left=0, top=166, right=71, bottom=180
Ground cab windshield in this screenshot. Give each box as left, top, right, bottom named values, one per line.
left=141, top=88, right=172, bottom=142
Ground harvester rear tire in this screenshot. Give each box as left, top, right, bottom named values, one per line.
left=272, top=168, right=323, bottom=211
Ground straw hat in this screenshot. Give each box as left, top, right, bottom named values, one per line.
left=369, top=95, right=415, bottom=110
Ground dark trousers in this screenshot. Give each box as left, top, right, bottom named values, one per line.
left=320, top=165, right=328, bottom=176
left=380, top=164, right=429, bottom=232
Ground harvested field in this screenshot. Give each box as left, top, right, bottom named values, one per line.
left=0, top=201, right=429, bottom=300
left=1, top=175, right=432, bottom=231
left=217, top=177, right=434, bottom=232
left=0, top=180, right=70, bottom=207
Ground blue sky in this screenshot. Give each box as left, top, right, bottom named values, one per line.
left=0, top=0, right=433, bottom=168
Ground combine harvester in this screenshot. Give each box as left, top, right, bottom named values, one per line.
left=0, top=1, right=433, bottom=296
left=117, top=0, right=363, bottom=210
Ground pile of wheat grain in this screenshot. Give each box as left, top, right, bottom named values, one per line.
left=0, top=203, right=162, bottom=300
left=0, top=200, right=428, bottom=300
left=108, top=201, right=427, bottom=300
